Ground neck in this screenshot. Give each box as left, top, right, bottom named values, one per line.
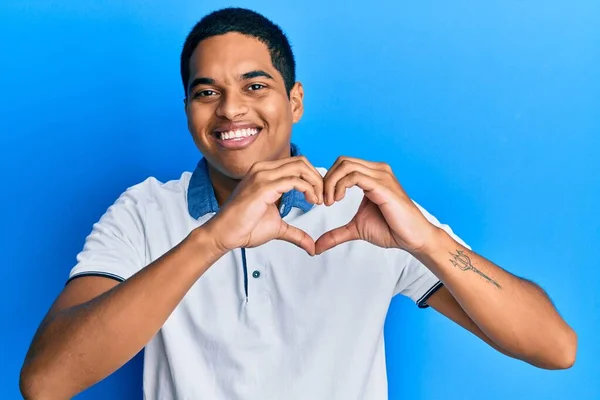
left=207, top=166, right=239, bottom=207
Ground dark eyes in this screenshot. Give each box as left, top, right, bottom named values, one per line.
left=194, top=90, right=217, bottom=98
left=247, top=83, right=266, bottom=91
left=192, top=84, right=266, bottom=99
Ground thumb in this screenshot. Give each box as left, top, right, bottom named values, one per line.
left=315, top=221, right=360, bottom=255
left=276, top=221, right=316, bottom=256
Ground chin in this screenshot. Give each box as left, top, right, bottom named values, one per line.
left=210, top=156, right=255, bottom=181
left=201, top=137, right=291, bottom=179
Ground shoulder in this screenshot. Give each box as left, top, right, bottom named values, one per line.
left=120, top=171, right=192, bottom=202
left=106, top=172, right=192, bottom=217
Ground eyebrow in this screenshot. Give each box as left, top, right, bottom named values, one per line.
left=188, top=70, right=274, bottom=92
left=187, top=77, right=215, bottom=92
left=240, top=70, right=274, bottom=80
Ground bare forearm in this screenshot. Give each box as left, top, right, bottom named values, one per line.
left=21, top=227, right=224, bottom=399
left=414, top=227, right=577, bottom=369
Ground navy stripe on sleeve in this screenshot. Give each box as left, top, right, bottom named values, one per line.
left=66, top=271, right=125, bottom=286
left=416, top=281, right=444, bottom=308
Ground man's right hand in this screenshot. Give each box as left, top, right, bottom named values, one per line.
left=202, top=156, right=324, bottom=256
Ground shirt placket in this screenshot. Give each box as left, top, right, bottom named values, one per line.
left=240, top=247, right=269, bottom=303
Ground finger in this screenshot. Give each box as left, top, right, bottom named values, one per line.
left=257, top=159, right=323, bottom=204
left=277, top=221, right=316, bottom=256
left=291, top=156, right=323, bottom=188
left=324, top=160, right=380, bottom=205
left=323, top=156, right=380, bottom=180
left=252, top=155, right=322, bottom=183
left=297, top=157, right=324, bottom=204
left=324, top=156, right=391, bottom=186
left=263, top=177, right=319, bottom=205
left=283, top=157, right=323, bottom=203
left=331, top=156, right=391, bottom=171
left=333, top=171, right=380, bottom=202
left=248, top=154, right=302, bottom=173
left=314, top=222, right=360, bottom=255
left=278, top=159, right=323, bottom=201
left=251, top=154, right=318, bottom=174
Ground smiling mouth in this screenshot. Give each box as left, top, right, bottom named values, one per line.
left=214, top=127, right=262, bottom=141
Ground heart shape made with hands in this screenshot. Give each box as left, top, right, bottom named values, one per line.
left=293, top=156, right=436, bottom=256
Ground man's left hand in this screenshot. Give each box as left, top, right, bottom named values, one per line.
left=315, top=156, right=438, bottom=255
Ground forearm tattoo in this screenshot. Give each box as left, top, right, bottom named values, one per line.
left=449, top=250, right=501, bottom=289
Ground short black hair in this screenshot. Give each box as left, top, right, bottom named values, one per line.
left=180, top=7, right=296, bottom=98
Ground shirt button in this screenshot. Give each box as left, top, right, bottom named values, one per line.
left=252, top=270, right=261, bottom=279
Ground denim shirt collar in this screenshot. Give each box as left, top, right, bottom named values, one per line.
left=187, top=143, right=313, bottom=219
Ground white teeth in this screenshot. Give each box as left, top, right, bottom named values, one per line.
left=219, top=128, right=259, bottom=140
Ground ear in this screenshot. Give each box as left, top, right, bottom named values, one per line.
left=289, top=82, right=304, bottom=123
left=183, top=96, right=188, bottom=115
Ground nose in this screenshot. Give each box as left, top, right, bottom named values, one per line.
left=215, top=91, right=249, bottom=120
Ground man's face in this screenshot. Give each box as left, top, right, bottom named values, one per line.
left=185, top=32, right=304, bottom=179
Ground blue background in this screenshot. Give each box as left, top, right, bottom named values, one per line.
left=1, top=1, right=598, bottom=398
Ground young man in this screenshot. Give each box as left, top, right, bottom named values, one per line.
left=20, top=7, right=576, bottom=400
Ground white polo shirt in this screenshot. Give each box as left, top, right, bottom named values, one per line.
left=69, top=144, right=468, bottom=400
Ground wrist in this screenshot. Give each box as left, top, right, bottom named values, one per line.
left=409, top=224, right=449, bottom=258
left=188, top=223, right=230, bottom=261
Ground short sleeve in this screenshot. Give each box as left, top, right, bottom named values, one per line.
left=67, top=187, right=146, bottom=284
left=392, top=200, right=471, bottom=308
